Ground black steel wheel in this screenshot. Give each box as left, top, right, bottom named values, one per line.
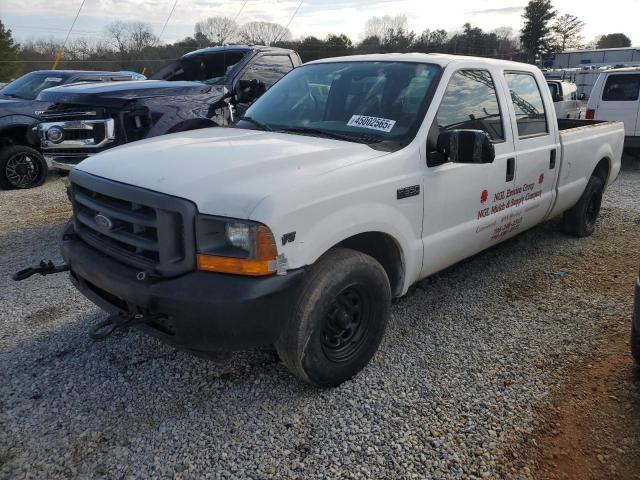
left=0, top=145, right=48, bottom=190
left=562, top=175, right=604, bottom=237
left=276, top=248, right=391, bottom=387
left=321, top=285, right=372, bottom=363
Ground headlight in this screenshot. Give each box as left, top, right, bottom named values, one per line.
left=47, top=126, right=64, bottom=144
left=195, top=215, right=278, bottom=276
left=225, top=222, right=252, bottom=252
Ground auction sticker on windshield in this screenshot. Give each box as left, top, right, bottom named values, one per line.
left=347, top=115, right=396, bottom=133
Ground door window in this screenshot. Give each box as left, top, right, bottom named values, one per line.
left=241, top=55, right=294, bottom=89
left=436, top=69, right=504, bottom=141
left=602, top=74, right=640, bottom=101
left=504, top=72, right=548, bottom=138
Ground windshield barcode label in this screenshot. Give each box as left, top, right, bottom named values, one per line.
left=347, top=115, right=396, bottom=133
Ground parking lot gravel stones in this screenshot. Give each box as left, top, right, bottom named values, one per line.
left=1, top=165, right=639, bottom=479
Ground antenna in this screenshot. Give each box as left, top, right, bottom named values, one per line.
left=233, top=0, right=250, bottom=24
left=158, top=0, right=179, bottom=44
left=275, top=0, right=304, bottom=43
left=52, top=0, right=86, bottom=70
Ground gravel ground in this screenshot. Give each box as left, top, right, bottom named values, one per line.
left=1, top=163, right=639, bottom=480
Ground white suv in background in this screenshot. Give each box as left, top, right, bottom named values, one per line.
left=586, top=67, right=640, bottom=149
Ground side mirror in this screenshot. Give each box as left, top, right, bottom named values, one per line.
left=432, top=130, right=495, bottom=165
left=578, top=93, right=586, bottom=101
left=552, top=93, right=561, bottom=102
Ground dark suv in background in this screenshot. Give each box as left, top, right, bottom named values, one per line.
left=37, top=45, right=301, bottom=172
left=0, top=70, right=144, bottom=189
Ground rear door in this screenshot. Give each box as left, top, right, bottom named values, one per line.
left=595, top=73, right=640, bottom=136
left=501, top=70, right=558, bottom=230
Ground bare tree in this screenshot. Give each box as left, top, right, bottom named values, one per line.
left=66, top=38, right=93, bottom=61
left=105, top=21, right=158, bottom=59
left=364, top=14, right=409, bottom=45
left=551, top=13, right=585, bottom=50
left=195, top=16, right=238, bottom=45
left=238, top=21, right=291, bottom=46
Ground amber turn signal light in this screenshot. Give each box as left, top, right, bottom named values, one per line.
left=197, top=226, right=278, bottom=276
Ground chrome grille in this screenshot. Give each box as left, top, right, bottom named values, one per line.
left=69, top=169, right=197, bottom=277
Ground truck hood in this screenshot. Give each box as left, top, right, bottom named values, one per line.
left=75, top=127, right=389, bottom=219
left=37, top=80, right=220, bottom=109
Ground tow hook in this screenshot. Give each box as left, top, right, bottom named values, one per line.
left=89, top=311, right=162, bottom=341
left=12, top=260, right=70, bottom=281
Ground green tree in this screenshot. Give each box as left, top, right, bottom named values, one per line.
left=520, top=0, right=556, bottom=62
left=596, top=33, right=632, bottom=49
left=0, top=20, right=20, bottom=82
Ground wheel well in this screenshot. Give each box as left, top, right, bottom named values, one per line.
left=592, top=158, right=610, bottom=184
left=335, top=232, right=405, bottom=297
left=0, top=125, right=39, bottom=149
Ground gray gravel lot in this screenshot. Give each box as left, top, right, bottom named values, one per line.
left=1, top=163, right=639, bottom=479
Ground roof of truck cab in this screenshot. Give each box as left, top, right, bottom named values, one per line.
left=307, top=53, right=538, bottom=70
left=183, top=45, right=295, bottom=58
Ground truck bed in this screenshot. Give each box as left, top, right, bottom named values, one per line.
left=549, top=119, right=625, bottom=218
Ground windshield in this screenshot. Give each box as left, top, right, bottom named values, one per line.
left=160, top=51, right=246, bottom=85
left=0, top=72, right=72, bottom=100
left=237, top=61, right=440, bottom=147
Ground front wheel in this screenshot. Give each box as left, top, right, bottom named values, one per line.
left=0, top=145, right=48, bottom=190
left=562, top=175, right=604, bottom=237
left=276, top=248, right=391, bottom=387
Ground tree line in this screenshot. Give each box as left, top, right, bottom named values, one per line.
left=0, top=0, right=634, bottom=82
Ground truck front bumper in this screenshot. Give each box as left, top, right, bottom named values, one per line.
left=62, top=234, right=305, bottom=352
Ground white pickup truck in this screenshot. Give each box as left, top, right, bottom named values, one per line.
left=54, top=54, right=624, bottom=387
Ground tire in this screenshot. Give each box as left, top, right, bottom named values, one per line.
left=562, top=175, right=604, bottom=237
left=0, top=145, right=48, bottom=190
left=275, top=248, right=391, bottom=387
left=632, top=322, right=640, bottom=366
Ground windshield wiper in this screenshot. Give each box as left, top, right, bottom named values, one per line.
left=276, top=126, right=381, bottom=144
left=237, top=116, right=273, bottom=131
left=1, top=93, right=24, bottom=99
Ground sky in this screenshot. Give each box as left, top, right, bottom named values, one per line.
left=1, top=0, right=639, bottom=46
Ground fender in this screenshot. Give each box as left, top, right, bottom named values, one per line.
left=0, top=115, right=42, bottom=147
left=272, top=201, right=422, bottom=295
left=0, top=114, right=40, bottom=131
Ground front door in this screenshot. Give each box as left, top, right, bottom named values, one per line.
left=502, top=71, right=558, bottom=231
left=421, top=66, right=517, bottom=277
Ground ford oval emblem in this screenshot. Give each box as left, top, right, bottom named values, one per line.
left=94, top=213, right=113, bottom=231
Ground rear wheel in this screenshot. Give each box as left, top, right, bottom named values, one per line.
left=276, top=248, right=391, bottom=387
left=562, top=175, right=604, bottom=237
left=0, top=145, right=48, bottom=190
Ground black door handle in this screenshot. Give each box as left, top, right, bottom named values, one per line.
left=506, top=157, right=515, bottom=182
left=549, top=149, right=556, bottom=169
